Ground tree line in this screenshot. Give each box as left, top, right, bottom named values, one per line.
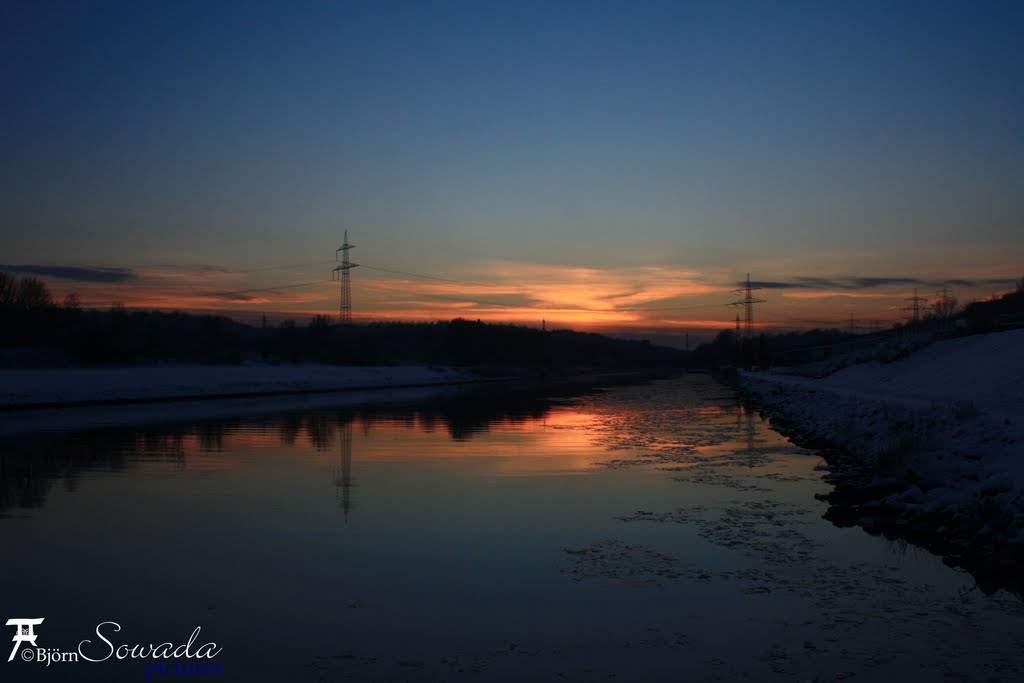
left=0, top=272, right=684, bottom=370
left=686, top=276, right=1024, bottom=370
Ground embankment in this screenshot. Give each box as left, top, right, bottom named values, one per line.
left=740, top=329, right=1024, bottom=592
left=0, top=364, right=473, bottom=410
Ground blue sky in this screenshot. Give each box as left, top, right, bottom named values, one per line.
left=2, top=0, right=1022, bottom=333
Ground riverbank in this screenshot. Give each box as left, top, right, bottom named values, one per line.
left=0, top=365, right=678, bottom=437
left=0, top=364, right=474, bottom=410
left=740, top=329, right=1024, bottom=590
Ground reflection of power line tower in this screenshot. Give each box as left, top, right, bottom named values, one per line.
left=734, top=403, right=763, bottom=468
left=745, top=408, right=756, bottom=455
left=904, top=287, right=926, bottom=323
left=332, top=421, right=354, bottom=520
left=332, top=231, right=359, bottom=324
left=731, top=273, right=766, bottom=340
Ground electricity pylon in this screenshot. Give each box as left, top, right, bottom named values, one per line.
left=332, top=231, right=358, bottom=324
left=904, top=287, right=926, bottom=323
left=731, top=273, right=766, bottom=340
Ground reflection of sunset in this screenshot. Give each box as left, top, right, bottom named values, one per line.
left=331, top=410, right=606, bottom=476
left=124, top=402, right=788, bottom=479
left=124, top=409, right=608, bottom=477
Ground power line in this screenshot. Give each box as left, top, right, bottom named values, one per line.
left=356, top=280, right=732, bottom=313
left=357, top=262, right=734, bottom=313
left=359, top=263, right=500, bottom=289
left=73, top=261, right=733, bottom=317
left=135, top=260, right=335, bottom=275
left=213, top=279, right=331, bottom=296
left=118, top=257, right=740, bottom=316
left=231, top=260, right=335, bottom=273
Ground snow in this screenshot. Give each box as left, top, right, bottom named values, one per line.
left=0, top=363, right=471, bottom=409
left=741, top=329, right=1024, bottom=555
left=768, top=329, right=1024, bottom=420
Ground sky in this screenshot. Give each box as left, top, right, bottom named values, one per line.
left=3, top=0, right=1022, bottom=343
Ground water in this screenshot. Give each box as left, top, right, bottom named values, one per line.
left=1, top=374, right=1022, bottom=681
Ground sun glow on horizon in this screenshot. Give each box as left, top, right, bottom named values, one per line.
left=24, top=256, right=1021, bottom=339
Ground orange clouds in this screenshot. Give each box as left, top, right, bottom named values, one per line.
left=352, top=262, right=731, bottom=329
left=31, top=258, right=1021, bottom=337
left=45, top=265, right=331, bottom=313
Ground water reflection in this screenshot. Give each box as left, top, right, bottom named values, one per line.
left=3, top=374, right=1023, bottom=682
left=334, top=421, right=353, bottom=518
left=0, top=376, right=649, bottom=519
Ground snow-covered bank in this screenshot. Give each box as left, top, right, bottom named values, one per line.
left=741, top=329, right=1024, bottom=583
left=0, top=383, right=474, bottom=437
left=0, top=364, right=472, bottom=409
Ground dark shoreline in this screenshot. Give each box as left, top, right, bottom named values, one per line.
left=0, top=368, right=679, bottom=440
left=724, top=371, right=1024, bottom=598
left=0, top=367, right=677, bottom=413
left=0, top=377, right=483, bottom=412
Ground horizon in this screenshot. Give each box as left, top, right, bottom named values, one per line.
left=0, top=259, right=1017, bottom=348
left=4, top=1, right=1022, bottom=342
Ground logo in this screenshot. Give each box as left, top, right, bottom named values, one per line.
left=6, top=618, right=44, bottom=662
left=5, top=618, right=223, bottom=677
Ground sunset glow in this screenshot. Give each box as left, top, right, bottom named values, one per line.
left=22, top=258, right=1019, bottom=344
left=2, top=1, right=1021, bottom=344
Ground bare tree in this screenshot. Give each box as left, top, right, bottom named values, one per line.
left=0, top=272, right=16, bottom=306
left=932, top=294, right=958, bottom=319
left=15, top=277, right=52, bottom=310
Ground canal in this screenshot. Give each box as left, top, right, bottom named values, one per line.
left=1, top=374, right=1021, bottom=681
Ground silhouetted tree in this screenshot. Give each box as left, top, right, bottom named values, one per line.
left=0, top=272, right=686, bottom=369
left=0, top=272, right=16, bottom=307
left=15, top=277, right=52, bottom=310
left=931, top=294, right=959, bottom=320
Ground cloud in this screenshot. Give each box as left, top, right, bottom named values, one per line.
left=133, top=264, right=243, bottom=283
left=198, top=291, right=258, bottom=302
left=844, top=277, right=922, bottom=288
left=746, top=281, right=801, bottom=289
left=358, top=263, right=728, bottom=325
left=744, top=275, right=1019, bottom=291
left=0, top=264, right=137, bottom=283
left=781, top=291, right=890, bottom=300
left=791, top=276, right=922, bottom=289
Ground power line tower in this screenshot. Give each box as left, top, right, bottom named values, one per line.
left=935, top=285, right=956, bottom=320
left=904, top=287, right=926, bottom=324
left=731, top=273, right=766, bottom=340
left=332, top=230, right=358, bottom=324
